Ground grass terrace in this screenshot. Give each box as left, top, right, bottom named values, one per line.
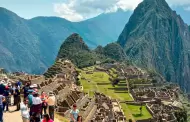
left=79, top=66, right=153, bottom=121
left=80, top=68, right=133, bottom=100
left=108, top=68, right=118, bottom=78
left=121, top=103, right=152, bottom=121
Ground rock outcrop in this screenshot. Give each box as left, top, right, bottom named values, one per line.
left=117, top=0, right=190, bottom=92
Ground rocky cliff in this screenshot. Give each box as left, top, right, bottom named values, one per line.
left=117, top=0, right=190, bottom=92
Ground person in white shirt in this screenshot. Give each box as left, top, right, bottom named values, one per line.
left=20, top=99, right=29, bottom=122
left=47, top=91, right=56, bottom=120
left=32, top=94, right=42, bottom=105
left=30, top=92, right=42, bottom=122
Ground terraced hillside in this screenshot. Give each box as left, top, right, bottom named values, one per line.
left=78, top=65, right=153, bottom=121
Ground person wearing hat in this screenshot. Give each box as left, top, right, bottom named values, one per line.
left=47, top=91, right=55, bottom=120
left=70, top=104, right=79, bottom=122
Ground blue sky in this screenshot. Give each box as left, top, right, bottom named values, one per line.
left=0, top=0, right=190, bottom=23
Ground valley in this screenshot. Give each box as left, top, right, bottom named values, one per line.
left=1, top=0, right=190, bottom=121
left=7, top=59, right=188, bottom=122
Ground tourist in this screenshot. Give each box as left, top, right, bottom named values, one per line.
left=30, top=112, right=41, bottom=122
left=20, top=99, right=30, bottom=122
left=0, top=92, right=5, bottom=122
left=17, top=79, right=22, bottom=88
left=12, top=84, right=16, bottom=105
left=0, top=82, right=5, bottom=95
left=30, top=92, right=42, bottom=122
left=42, top=114, right=54, bottom=122
left=8, top=83, right=13, bottom=105
left=23, top=82, right=30, bottom=99
left=14, top=84, right=21, bottom=111
left=70, top=104, right=79, bottom=122
left=28, top=89, right=33, bottom=109
left=47, top=91, right=55, bottom=120
left=40, top=91, right=48, bottom=118
left=3, top=86, right=10, bottom=112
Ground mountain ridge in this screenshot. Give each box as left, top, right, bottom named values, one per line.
left=117, top=0, right=190, bottom=92
left=56, top=33, right=126, bottom=68
left=0, top=7, right=131, bottom=74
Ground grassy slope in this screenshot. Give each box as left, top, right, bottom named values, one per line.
left=121, top=103, right=152, bottom=120
left=80, top=70, right=133, bottom=100
left=79, top=66, right=152, bottom=121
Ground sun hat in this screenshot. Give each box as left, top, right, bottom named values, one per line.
left=33, top=84, right=37, bottom=88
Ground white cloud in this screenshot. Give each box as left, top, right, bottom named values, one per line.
left=54, top=0, right=190, bottom=22
left=53, top=0, right=142, bottom=21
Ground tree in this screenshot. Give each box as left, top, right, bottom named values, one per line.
left=139, top=105, right=143, bottom=115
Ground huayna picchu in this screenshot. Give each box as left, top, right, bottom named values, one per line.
left=118, top=0, right=190, bottom=93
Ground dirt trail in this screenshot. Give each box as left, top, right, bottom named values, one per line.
left=4, top=106, right=60, bottom=122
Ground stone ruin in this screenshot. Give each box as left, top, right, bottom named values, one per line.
left=123, top=66, right=148, bottom=79
left=88, top=92, right=126, bottom=122
left=131, top=87, right=177, bottom=102
left=36, top=75, right=91, bottom=119
left=147, top=103, right=178, bottom=122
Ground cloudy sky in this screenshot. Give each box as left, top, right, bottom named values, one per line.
left=0, top=0, right=190, bottom=22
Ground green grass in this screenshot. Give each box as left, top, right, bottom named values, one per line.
left=109, top=68, right=118, bottom=78
left=127, top=104, right=152, bottom=120
left=120, top=103, right=135, bottom=121
left=79, top=66, right=152, bottom=121
left=80, top=71, right=133, bottom=101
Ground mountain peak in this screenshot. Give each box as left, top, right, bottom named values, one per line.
left=57, top=33, right=90, bottom=60
left=136, top=0, right=171, bottom=15
left=66, top=33, right=86, bottom=44
left=117, top=0, right=190, bottom=92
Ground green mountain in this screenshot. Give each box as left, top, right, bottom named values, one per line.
left=56, top=33, right=98, bottom=68
left=0, top=7, right=43, bottom=73
left=117, top=0, right=190, bottom=92
left=56, top=34, right=126, bottom=68
left=102, top=43, right=127, bottom=61
left=0, top=7, right=131, bottom=74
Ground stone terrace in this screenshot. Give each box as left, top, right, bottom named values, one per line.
left=131, top=87, right=177, bottom=102
left=89, top=92, right=126, bottom=122
left=147, top=103, right=178, bottom=122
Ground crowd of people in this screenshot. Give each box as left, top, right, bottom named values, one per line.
left=0, top=77, right=56, bottom=122
left=0, top=76, right=83, bottom=122
left=22, top=82, right=56, bottom=122
left=0, top=77, right=22, bottom=122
